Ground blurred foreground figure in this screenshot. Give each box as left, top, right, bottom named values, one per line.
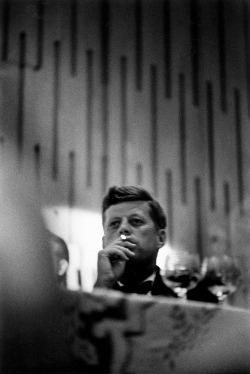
left=49, top=233, right=69, bottom=288
left=0, top=167, right=69, bottom=373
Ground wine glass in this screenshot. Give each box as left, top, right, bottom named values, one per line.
left=201, top=255, right=242, bottom=302
left=161, top=250, right=201, bottom=299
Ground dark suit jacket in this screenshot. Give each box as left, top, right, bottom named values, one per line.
left=187, top=278, right=219, bottom=303
left=113, top=266, right=218, bottom=303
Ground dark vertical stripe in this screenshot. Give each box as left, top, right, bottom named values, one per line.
left=100, top=0, right=109, bottom=193
left=206, top=81, right=216, bottom=210
left=163, top=0, right=171, bottom=98
left=34, top=143, right=41, bottom=179
left=101, top=87, right=108, bottom=193
left=86, top=49, right=93, bottom=188
left=135, top=0, right=142, bottom=91
left=224, top=181, right=230, bottom=216
left=101, top=0, right=109, bottom=85
left=136, top=163, right=143, bottom=185
left=179, top=73, right=187, bottom=204
left=0, top=137, right=5, bottom=160
left=121, top=56, right=128, bottom=185
left=190, top=0, right=200, bottom=106
left=217, top=0, right=227, bottom=112
left=101, top=73, right=109, bottom=194
left=77, top=269, right=82, bottom=289
left=194, top=176, right=203, bottom=260
left=70, top=0, right=78, bottom=76
left=102, top=154, right=108, bottom=194
left=68, top=151, right=75, bottom=207
left=151, top=65, right=158, bottom=196
left=234, top=88, right=244, bottom=214
left=224, top=181, right=231, bottom=254
left=166, top=169, right=173, bottom=244
left=33, top=0, right=45, bottom=71
left=17, top=32, right=26, bottom=156
left=1, top=0, right=10, bottom=61
left=52, top=41, right=60, bottom=181
left=243, top=1, right=250, bottom=119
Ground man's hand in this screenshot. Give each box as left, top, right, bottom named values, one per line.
left=95, top=238, right=136, bottom=288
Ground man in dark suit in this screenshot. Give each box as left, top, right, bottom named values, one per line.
left=95, top=185, right=218, bottom=303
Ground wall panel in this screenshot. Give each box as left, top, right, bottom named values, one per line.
left=1, top=0, right=250, bottom=305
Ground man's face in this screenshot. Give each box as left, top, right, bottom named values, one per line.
left=103, top=200, right=166, bottom=266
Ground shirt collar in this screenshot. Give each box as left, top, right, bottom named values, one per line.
left=139, top=272, right=156, bottom=284
left=118, top=270, right=156, bottom=288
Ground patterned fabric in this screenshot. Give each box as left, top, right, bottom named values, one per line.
left=61, top=289, right=250, bottom=374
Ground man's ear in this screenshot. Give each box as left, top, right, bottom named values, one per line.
left=58, top=259, right=69, bottom=276
left=157, top=229, right=166, bottom=249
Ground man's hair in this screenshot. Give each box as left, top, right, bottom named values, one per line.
left=102, top=186, right=167, bottom=229
left=49, top=233, right=69, bottom=263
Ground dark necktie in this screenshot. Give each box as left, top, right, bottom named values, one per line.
left=118, top=280, right=153, bottom=295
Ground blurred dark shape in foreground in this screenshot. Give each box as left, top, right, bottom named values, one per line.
left=0, top=166, right=71, bottom=373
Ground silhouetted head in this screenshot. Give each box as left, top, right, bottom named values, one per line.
left=49, top=233, right=69, bottom=287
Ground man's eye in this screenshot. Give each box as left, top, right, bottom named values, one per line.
left=131, top=218, right=144, bottom=226
left=109, top=221, right=120, bottom=228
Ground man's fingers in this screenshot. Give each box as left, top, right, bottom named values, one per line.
left=110, top=251, right=129, bottom=262
left=100, top=246, right=134, bottom=262
left=118, top=239, right=136, bottom=250
left=115, top=244, right=136, bottom=256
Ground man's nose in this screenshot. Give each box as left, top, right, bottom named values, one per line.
left=119, top=218, right=131, bottom=235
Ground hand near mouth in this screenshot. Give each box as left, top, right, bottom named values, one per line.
left=95, top=236, right=136, bottom=288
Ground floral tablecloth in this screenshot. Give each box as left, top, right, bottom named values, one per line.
left=61, top=289, right=250, bottom=374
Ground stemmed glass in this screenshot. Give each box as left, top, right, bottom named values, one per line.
left=201, top=255, right=242, bottom=302
left=161, top=250, right=201, bottom=299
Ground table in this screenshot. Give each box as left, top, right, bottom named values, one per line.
left=61, top=288, right=250, bottom=374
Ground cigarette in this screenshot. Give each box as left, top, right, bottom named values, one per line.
left=120, top=234, right=127, bottom=241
